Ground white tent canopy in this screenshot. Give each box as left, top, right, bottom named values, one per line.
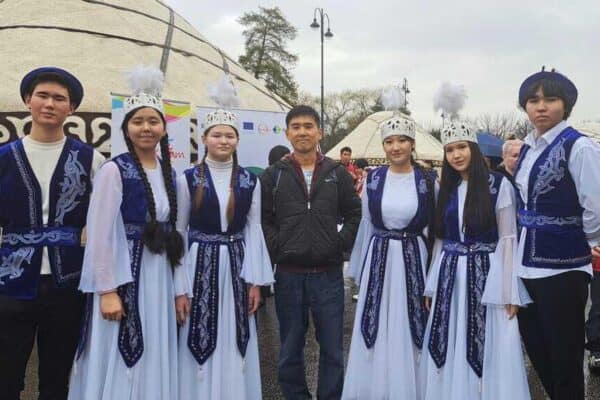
left=574, top=122, right=600, bottom=144
left=1, top=0, right=290, bottom=153
left=326, top=111, right=444, bottom=163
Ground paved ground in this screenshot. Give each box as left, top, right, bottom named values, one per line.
left=21, top=278, right=600, bottom=399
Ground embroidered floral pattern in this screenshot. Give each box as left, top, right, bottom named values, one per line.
left=2, top=230, right=78, bottom=246
left=11, top=143, right=37, bottom=225
left=466, top=252, right=490, bottom=378
left=487, top=173, right=498, bottom=195
left=116, top=157, right=141, bottom=180
left=366, top=173, right=381, bottom=191
left=429, top=240, right=494, bottom=376
left=54, top=150, right=87, bottom=224
left=0, top=247, right=34, bottom=284
left=239, top=169, right=254, bottom=189
left=531, top=137, right=567, bottom=202
left=428, top=253, right=458, bottom=368
left=187, top=232, right=249, bottom=365
left=188, top=242, right=220, bottom=365
left=403, top=236, right=428, bottom=349
left=228, top=241, right=250, bottom=358
left=361, top=234, right=389, bottom=348
left=117, top=239, right=145, bottom=367
left=418, top=178, right=428, bottom=195
left=518, top=213, right=582, bottom=227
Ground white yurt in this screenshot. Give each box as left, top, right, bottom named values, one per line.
left=326, top=111, right=444, bottom=164
left=0, top=0, right=289, bottom=154
left=574, top=122, right=600, bottom=144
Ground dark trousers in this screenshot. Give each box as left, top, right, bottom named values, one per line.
left=586, top=271, right=600, bottom=352
left=0, top=276, right=84, bottom=400
left=518, top=271, right=589, bottom=400
left=274, top=269, right=345, bottom=400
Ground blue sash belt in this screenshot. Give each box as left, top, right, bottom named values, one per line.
left=428, top=240, right=496, bottom=377
left=518, top=209, right=583, bottom=232
left=361, top=228, right=428, bottom=350
left=0, top=226, right=81, bottom=248
left=187, top=230, right=249, bottom=365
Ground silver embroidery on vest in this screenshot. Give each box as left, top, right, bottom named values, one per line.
left=55, top=150, right=88, bottom=224
left=0, top=247, right=34, bottom=284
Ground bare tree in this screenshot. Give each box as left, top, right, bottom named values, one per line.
left=469, top=112, right=532, bottom=139
left=296, top=89, right=378, bottom=137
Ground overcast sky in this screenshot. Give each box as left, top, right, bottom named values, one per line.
left=167, top=0, right=599, bottom=128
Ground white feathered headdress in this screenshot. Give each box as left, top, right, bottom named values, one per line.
left=378, top=85, right=416, bottom=141
left=124, top=65, right=164, bottom=115
left=204, top=74, right=240, bottom=132
left=433, top=82, right=477, bottom=146
left=433, top=81, right=467, bottom=121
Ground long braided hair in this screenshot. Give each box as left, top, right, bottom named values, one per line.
left=121, top=107, right=184, bottom=268
left=193, top=125, right=240, bottom=226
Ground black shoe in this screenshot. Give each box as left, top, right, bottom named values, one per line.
left=589, top=351, right=600, bottom=374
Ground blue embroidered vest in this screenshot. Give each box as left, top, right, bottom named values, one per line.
left=184, top=164, right=256, bottom=235
left=514, top=127, right=591, bottom=269
left=444, top=172, right=503, bottom=246
left=0, top=137, right=93, bottom=299
left=113, top=153, right=152, bottom=233
left=367, top=166, right=431, bottom=234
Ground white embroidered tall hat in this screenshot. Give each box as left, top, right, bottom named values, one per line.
left=380, top=115, right=417, bottom=141
left=440, top=121, right=478, bottom=146
left=204, top=74, right=241, bottom=133
left=124, top=65, right=164, bottom=115
left=433, top=82, right=477, bottom=146
left=378, top=85, right=416, bottom=141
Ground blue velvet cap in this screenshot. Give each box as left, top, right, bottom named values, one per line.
left=518, top=68, right=577, bottom=109
left=20, top=67, right=84, bottom=109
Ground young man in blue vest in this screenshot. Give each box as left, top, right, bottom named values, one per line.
left=0, top=67, right=104, bottom=400
left=515, top=68, right=600, bottom=400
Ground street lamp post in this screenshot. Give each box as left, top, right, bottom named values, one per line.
left=310, top=8, right=333, bottom=134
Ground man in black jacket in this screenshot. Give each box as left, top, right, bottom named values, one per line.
left=261, top=105, right=361, bottom=400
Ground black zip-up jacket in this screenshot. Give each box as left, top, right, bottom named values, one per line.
left=260, top=154, right=361, bottom=270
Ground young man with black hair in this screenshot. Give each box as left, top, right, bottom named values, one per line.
left=0, top=67, right=104, bottom=400
left=339, top=146, right=358, bottom=184
left=514, top=68, right=600, bottom=400
left=261, top=105, right=361, bottom=400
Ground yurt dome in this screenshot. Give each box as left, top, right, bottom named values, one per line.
left=0, top=0, right=290, bottom=153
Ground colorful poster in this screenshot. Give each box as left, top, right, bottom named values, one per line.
left=197, top=107, right=289, bottom=173
left=111, top=94, right=191, bottom=174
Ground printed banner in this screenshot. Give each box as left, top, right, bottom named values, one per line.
left=111, top=94, right=191, bottom=174
left=197, top=107, right=289, bottom=174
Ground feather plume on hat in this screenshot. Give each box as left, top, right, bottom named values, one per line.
left=204, top=74, right=240, bottom=132
left=433, top=82, right=477, bottom=146
left=433, top=81, right=467, bottom=120
left=378, top=85, right=415, bottom=141
left=124, top=65, right=164, bottom=114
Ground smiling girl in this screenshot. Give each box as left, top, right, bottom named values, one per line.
left=343, top=114, right=436, bottom=399
left=68, top=66, right=185, bottom=400
left=175, top=109, right=274, bottom=399
left=421, top=121, right=530, bottom=400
